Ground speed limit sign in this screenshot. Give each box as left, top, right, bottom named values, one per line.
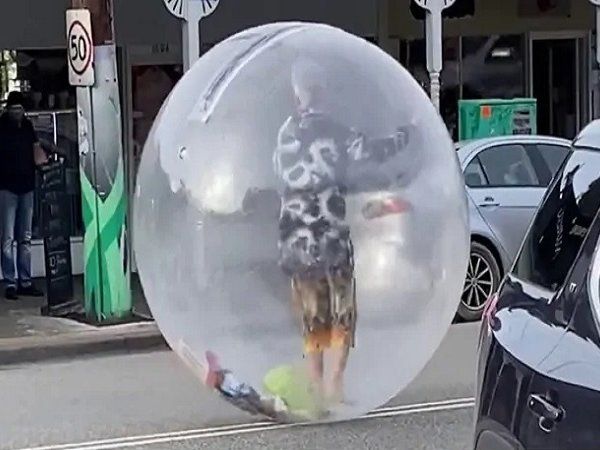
left=66, top=9, right=95, bottom=86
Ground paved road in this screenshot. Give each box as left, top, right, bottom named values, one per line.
left=0, top=323, right=479, bottom=450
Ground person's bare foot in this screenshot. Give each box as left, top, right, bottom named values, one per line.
left=174, top=341, right=226, bottom=389
left=204, top=351, right=223, bottom=388
left=326, top=375, right=345, bottom=405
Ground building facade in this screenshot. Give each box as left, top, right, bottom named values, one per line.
left=0, top=0, right=596, bottom=278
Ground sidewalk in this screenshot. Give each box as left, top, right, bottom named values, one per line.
left=0, top=274, right=166, bottom=366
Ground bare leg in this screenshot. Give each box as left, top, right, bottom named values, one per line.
left=305, top=325, right=333, bottom=407
left=306, top=350, right=324, bottom=398
left=325, top=273, right=356, bottom=405
left=327, top=328, right=351, bottom=404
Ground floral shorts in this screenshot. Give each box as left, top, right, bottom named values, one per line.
left=291, top=274, right=357, bottom=354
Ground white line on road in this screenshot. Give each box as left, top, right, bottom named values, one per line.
left=17, top=397, right=475, bottom=450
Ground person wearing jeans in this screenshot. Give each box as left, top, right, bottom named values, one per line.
left=0, top=91, right=47, bottom=300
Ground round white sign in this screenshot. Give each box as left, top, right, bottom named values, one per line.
left=197, top=0, right=220, bottom=18
left=67, top=19, right=93, bottom=77
left=163, top=0, right=185, bottom=19
left=413, top=0, right=457, bottom=12
left=163, top=0, right=221, bottom=20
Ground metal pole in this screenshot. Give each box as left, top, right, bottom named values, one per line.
left=182, top=17, right=200, bottom=72
left=163, top=0, right=220, bottom=73
left=425, top=10, right=443, bottom=113
left=414, top=0, right=455, bottom=113
left=430, top=71, right=441, bottom=112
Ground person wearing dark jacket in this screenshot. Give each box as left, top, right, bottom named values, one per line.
left=0, top=91, right=47, bottom=300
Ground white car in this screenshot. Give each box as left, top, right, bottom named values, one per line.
left=456, top=134, right=571, bottom=320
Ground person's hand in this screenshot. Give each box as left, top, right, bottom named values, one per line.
left=33, top=143, right=49, bottom=166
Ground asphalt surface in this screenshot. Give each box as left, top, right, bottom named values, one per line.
left=0, top=322, right=479, bottom=450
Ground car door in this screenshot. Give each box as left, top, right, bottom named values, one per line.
left=475, top=148, right=600, bottom=450
left=515, top=149, right=600, bottom=450
left=466, top=143, right=547, bottom=260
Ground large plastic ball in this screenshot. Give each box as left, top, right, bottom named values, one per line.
left=133, top=22, right=469, bottom=423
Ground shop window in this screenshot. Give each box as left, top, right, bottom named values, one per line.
left=28, top=111, right=80, bottom=239
left=0, top=49, right=80, bottom=239
left=131, top=65, right=183, bottom=179
left=461, top=35, right=526, bottom=100
left=398, top=34, right=526, bottom=142
left=0, top=51, right=18, bottom=101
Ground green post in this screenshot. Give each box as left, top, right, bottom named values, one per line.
left=70, top=0, right=131, bottom=323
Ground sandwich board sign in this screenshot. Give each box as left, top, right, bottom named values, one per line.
left=66, top=9, right=95, bottom=87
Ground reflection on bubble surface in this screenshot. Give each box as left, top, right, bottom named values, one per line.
left=134, top=22, right=469, bottom=423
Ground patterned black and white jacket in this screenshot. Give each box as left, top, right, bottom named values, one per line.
left=273, top=109, right=406, bottom=279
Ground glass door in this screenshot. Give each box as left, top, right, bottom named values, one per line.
left=128, top=64, right=182, bottom=273
left=529, top=34, right=588, bottom=139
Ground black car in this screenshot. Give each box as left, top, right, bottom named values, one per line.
left=474, top=120, right=600, bottom=450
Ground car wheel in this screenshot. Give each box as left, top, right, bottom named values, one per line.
left=457, top=242, right=501, bottom=322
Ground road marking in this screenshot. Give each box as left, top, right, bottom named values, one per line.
left=18, top=397, right=475, bottom=450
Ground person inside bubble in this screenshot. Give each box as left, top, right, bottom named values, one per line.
left=273, top=56, right=412, bottom=408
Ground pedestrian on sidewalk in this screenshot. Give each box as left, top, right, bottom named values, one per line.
left=0, top=91, right=48, bottom=300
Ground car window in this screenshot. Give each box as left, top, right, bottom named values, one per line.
left=477, top=144, right=540, bottom=187
left=536, top=144, right=570, bottom=177
left=464, top=157, right=488, bottom=187
left=513, top=149, right=600, bottom=291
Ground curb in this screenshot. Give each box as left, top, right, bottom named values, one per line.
left=0, top=322, right=168, bottom=366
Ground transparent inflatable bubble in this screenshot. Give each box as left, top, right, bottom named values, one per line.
left=134, top=22, right=469, bottom=423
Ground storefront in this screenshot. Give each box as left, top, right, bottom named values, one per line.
left=389, top=0, right=597, bottom=140
left=0, top=0, right=378, bottom=278
left=0, top=0, right=597, bottom=280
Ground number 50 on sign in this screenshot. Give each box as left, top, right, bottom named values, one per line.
left=66, top=9, right=95, bottom=87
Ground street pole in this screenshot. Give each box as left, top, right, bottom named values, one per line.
left=182, top=17, right=200, bottom=71
left=413, top=0, right=456, bottom=113
left=163, top=0, right=220, bottom=72
left=69, top=0, right=131, bottom=323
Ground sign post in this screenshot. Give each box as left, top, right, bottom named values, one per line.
left=67, top=0, right=131, bottom=324
left=413, top=0, right=456, bottom=113
left=163, top=0, right=220, bottom=71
